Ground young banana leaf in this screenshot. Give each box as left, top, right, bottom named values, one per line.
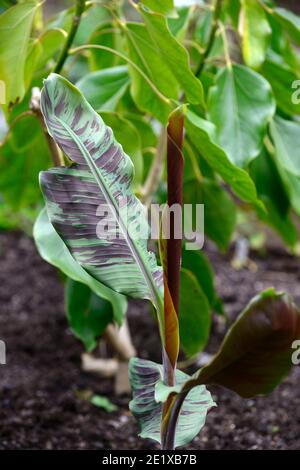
left=39, top=74, right=163, bottom=317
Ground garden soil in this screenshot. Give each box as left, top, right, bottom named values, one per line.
left=0, top=231, right=299, bottom=450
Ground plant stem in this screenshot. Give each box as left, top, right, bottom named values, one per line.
left=30, top=88, right=64, bottom=167
left=219, top=21, right=232, bottom=69
left=54, top=0, right=86, bottom=74
left=194, top=0, right=223, bottom=77
left=140, top=127, right=167, bottom=207
left=70, top=45, right=172, bottom=106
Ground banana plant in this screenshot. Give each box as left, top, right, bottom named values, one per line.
left=36, top=74, right=300, bottom=450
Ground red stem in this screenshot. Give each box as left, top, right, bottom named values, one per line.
left=167, top=110, right=184, bottom=316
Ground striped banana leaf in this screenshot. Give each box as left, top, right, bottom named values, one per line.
left=129, top=358, right=216, bottom=448
left=39, top=74, right=163, bottom=312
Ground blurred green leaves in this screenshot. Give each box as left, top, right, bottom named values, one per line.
left=0, top=1, right=38, bottom=107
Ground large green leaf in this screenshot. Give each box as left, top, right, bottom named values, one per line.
left=179, top=269, right=211, bottom=357
left=208, top=64, right=275, bottom=167
left=140, top=0, right=176, bottom=17
left=240, top=0, right=271, bottom=69
left=74, top=4, right=110, bottom=46
left=250, top=148, right=297, bottom=248
left=270, top=116, right=300, bottom=177
left=65, top=279, right=113, bottom=352
left=186, top=110, right=264, bottom=210
left=76, top=67, right=130, bottom=112
left=140, top=7, right=205, bottom=106
left=33, top=28, right=67, bottom=73
left=181, top=289, right=300, bottom=398
left=182, top=248, right=223, bottom=314
left=275, top=166, right=300, bottom=218
left=129, top=358, right=215, bottom=448
left=0, top=1, right=38, bottom=107
left=33, top=208, right=127, bottom=326
left=88, top=21, right=125, bottom=71
left=260, top=57, right=300, bottom=116
left=125, top=22, right=177, bottom=123
left=184, top=177, right=236, bottom=250
left=0, top=114, right=51, bottom=209
left=273, top=7, right=300, bottom=45
left=39, top=74, right=163, bottom=315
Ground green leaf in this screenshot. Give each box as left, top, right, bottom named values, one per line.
left=125, top=22, right=177, bottom=123
left=0, top=115, right=51, bottom=210
left=183, top=289, right=300, bottom=398
left=260, top=57, right=300, bottom=116
left=140, top=0, right=176, bottom=17
left=35, top=28, right=66, bottom=71
left=208, top=64, right=275, bottom=167
left=250, top=148, right=297, bottom=248
left=141, top=7, right=205, bottom=106
left=182, top=249, right=223, bottom=314
left=39, top=74, right=163, bottom=317
left=65, top=279, right=113, bottom=352
left=90, top=395, right=117, bottom=412
left=240, top=0, right=271, bottom=69
left=270, top=116, right=300, bottom=177
left=184, top=178, right=236, bottom=250
left=88, top=21, right=125, bottom=71
left=0, top=1, right=38, bottom=107
left=33, top=208, right=127, bottom=326
left=273, top=7, right=300, bottom=45
left=179, top=269, right=211, bottom=357
left=74, top=4, right=110, bottom=46
left=76, top=66, right=130, bottom=112
left=186, top=110, right=264, bottom=210
left=100, top=111, right=143, bottom=187
left=168, top=6, right=191, bottom=40
left=275, top=167, right=300, bottom=218
left=129, top=358, right=215, bottom=448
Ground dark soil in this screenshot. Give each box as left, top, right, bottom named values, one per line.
left=0, top=231, right=300, bottom=450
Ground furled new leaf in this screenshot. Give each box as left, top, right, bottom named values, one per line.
left=39, top=75, right=163, bottom=314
